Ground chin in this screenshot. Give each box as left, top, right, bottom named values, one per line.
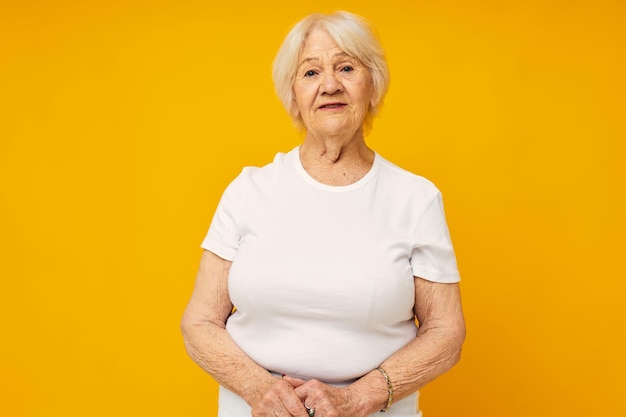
left=315, top=121, right=359, bottom=137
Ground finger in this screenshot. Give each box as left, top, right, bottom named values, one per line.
left=282, top=374, right=307, bottom=388
left=252, top=379, right=307, bottom=417
left=277, top=388, right=309, bottom=417
left=273, top=378, right=310, bottom=417
left=293, top=379, right=349, bottom=417
left=290, top=379, right=325, bottom=416
left=284, top=375, right=314, bottom=404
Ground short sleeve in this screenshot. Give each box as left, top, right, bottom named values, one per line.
left=200, top=172, right=247, bottom=261
left=410, top=192, right=461, bottom=283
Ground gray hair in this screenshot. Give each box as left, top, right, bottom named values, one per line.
left=272, top=11, right=390, bottom=131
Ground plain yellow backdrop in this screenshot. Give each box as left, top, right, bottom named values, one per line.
left=1, top=0, right=624, bottom=416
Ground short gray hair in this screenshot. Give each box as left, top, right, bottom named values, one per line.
left=272, top=11, right=390, bottom=131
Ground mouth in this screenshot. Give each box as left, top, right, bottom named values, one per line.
left=318, top=102, right=346, bottom=110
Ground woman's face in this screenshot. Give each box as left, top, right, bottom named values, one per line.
left=292, top=29, right=374, bottom=138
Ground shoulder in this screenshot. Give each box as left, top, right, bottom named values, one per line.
left=229, top=148, right=296, bottom=190
left=376, top=154, right=441, bottom=200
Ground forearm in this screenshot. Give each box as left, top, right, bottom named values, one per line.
left=182, top=251, right=278, bottom=406
left=348, top=307, right=465, bottom=415
left=341, top=328, right=462, bottom=416
left=380, top=324, right=464, bottom=400
left=182, top=318, right=277, bottom=406
left=378, top=279, right=466, bottom=405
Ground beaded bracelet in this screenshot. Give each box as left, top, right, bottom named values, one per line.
left=376, top=367, right=393, bottom=412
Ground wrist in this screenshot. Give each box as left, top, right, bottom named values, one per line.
left=241, top=372, right=280, bottom=407
left=346, top=369, right=394, bottom=417
left=375, top=367, right=393, bottom=412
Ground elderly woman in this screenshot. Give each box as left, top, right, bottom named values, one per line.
left=181, top=11, right=465, bottom=417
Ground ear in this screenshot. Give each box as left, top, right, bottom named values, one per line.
left=369, top=83, right=378, bottom=108
left=370, top=94, right=379, bottom=111
left=290, top=99, right=300, bottom=118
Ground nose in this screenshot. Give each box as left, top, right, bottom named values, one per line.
left=320, top=70, right=343, bottom=95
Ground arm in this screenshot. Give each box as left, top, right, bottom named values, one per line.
left=181, top=250, right=308, bottom=417
left=377, top=278, right=465, bottom=400
left=291, top=277, right=466, bottom=417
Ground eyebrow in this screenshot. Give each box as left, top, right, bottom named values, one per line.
left=298, top=51, right=352, bottom=66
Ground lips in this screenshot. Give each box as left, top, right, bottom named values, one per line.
left=319, top=102, right=346, bottom=109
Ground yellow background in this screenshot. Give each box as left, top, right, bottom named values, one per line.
left=1, top=0, right=624, bottom=415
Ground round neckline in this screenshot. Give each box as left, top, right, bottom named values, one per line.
left=293, top=146, right=381, bottom=192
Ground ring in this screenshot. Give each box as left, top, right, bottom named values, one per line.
left=305, top=406, right=315, bottom=417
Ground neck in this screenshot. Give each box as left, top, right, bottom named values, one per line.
left=300, top=127, right=368, bottom=163
left=299, top=129, right=375, bottom=186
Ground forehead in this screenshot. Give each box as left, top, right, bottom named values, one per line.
left=299, top=29, right=346, bottom=60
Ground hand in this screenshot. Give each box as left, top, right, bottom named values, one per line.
left=283, top=375, right=360, bottom=417
left=250, top=377, right=310, bottom=417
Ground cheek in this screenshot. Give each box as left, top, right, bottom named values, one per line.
left=292, top=85, right=314, bottom=115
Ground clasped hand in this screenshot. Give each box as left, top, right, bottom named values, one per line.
left=251, top=374, right=358, bottom=417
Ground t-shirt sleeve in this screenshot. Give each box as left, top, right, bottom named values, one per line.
left=200, top=172, right=247, bottom=261
left=410, top=191, right=461, bottom=283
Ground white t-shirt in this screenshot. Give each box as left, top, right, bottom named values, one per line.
left=202, top=146, right=460, bottom=384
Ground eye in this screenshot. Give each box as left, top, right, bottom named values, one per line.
left=304, top=70, right=317, bottom=77
left=340, top=66, right=354, bottom=73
